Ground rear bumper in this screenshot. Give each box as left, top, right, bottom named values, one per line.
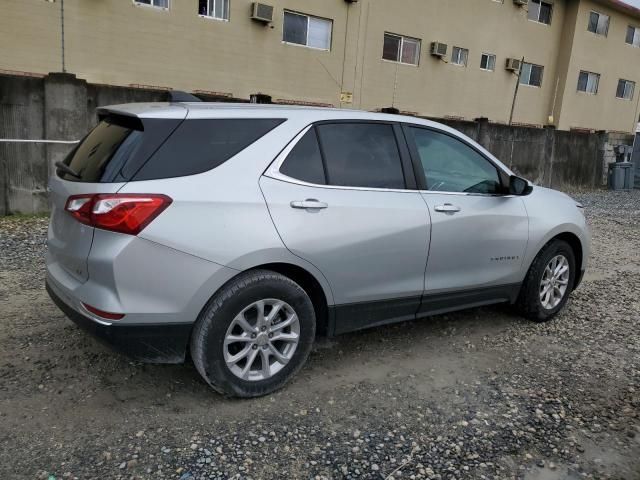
left=46, top=280, right=192, bottom=363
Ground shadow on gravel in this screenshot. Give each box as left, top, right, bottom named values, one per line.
left=56, top=302, right=521, bottom=405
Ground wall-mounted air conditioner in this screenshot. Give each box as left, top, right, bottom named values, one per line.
left=251, top=2, right=273, bottom=23
left=506, top=58, right=522, bottom=72
left=430, top=42, right=448, bottom=57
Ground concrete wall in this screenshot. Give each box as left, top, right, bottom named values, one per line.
left=0, top=72, right=623, bottom=215
left=2, top=0, right=640, bottom=132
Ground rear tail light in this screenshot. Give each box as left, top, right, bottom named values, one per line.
left=65, top=194, right=172, bottom=235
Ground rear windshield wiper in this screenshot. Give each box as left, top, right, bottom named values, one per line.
left=55, top=161, right=81, bottom=179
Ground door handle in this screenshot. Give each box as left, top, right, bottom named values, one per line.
left=434, top=203, right=461, bottom=213
left=290, top=199, right=328, bottom=210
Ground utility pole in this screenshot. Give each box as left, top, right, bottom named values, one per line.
left=509, top=57, right=525, bottom=125
left=60, top=0, right=66, bottom=72
left=391, top=61, right=399, bottom=108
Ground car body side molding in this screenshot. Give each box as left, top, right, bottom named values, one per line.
left=329, top=283, right=521, bottom=336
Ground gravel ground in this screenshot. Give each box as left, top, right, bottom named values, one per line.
left=0, top=190, right=639, bottom=480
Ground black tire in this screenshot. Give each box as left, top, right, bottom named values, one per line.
left=190, top=269, right=316, bottom=397
left=515, top=239, right=576, bottom=323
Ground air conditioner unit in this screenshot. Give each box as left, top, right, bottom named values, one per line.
left=513, top=0, right=528, bottom=5
left=251, top=2, right=273, bottom=23
left=430, top=42, right=448, bottom=57
left=506, top=58, right=522, bottom=72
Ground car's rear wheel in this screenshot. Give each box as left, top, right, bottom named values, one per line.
left=190, top=270, right=315, bottom=397
left=516, top=239, right=576, bottom=322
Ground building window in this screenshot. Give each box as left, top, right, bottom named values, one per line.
left=283, top=11, right=332, bottom=50
left=626, top=26, right=640, bottom=46
left=528, top=0, right=553, bottom=25
left=382, top=33, right=421, bottom=65
left=577, top=71, right=600, bottom=94
left=198, top=0, right=229, bottom=20
left=616, top=79, right=635, bottom=100
left=480, top=53, right=496, bottom=71
left=135, top=0, right=169, bottom=8
left=520, top=63, right=544, bottom=87
left=451, top=47, right=469, bottom=66
left=588, top=11, right=609, bottom=36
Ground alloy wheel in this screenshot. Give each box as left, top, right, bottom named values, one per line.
left=223, top=299, right=300, bottom=381
left=539, top=254, right=570, bottom=310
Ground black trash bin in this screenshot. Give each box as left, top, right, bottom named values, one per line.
left=608, top=162, right=633, bottom=190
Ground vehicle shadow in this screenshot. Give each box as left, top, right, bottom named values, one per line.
left=66, top=302, right=527, bottom=409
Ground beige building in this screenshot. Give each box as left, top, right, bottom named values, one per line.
left=2, top=0, right=640, bottom=132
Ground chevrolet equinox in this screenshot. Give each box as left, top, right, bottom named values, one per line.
left=46, top=103, right=590, bottom=397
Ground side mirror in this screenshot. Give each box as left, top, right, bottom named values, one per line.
left=509, top=176, right=533, bottom=196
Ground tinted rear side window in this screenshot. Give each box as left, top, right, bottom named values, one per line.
left=316, top=123, right=405, bottom=189
left=133, top=118, right=285, bottom=181
left=280, top=128, right=326, bottom=185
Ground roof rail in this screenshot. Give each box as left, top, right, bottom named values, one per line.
left=168, top=90, right=202, bottom=102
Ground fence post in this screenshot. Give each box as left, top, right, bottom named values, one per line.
left=543, top=125, right=556, bottom=188
left=475, top=117, right=490, bottom=148
left=596, top=130, right=608, bottom=188
left=44, top=72, right=88, bottom=179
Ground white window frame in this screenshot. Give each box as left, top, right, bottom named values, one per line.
left=528, top=0, right=553, bottom=25
left=616, top=79, right=635, bottom=100
left=134, top=0, right=169, bottom=10
left=588, top=11, right=610, bottom=36
left=626, top=26, right=640, bottom=47
left=480, top=53, right=496, bottom=71
left=577, top=71, right=600, bottom=94
left=282, top=11, right=333, bottom=51
left=520, top=63, right=544, bottom=88
left=451, top=46, right=469, bottom=67
left=199, top=0, right=229, bottom=21
left=382, top=32, right=421, bottom=66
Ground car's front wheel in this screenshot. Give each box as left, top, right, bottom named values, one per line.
left=516, top=239, right=576, bottom=322
left=190, top=270, right=316, bottom=397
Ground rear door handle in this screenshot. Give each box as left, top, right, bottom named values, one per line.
left=434, top=203, right=461, bottom=213
left=290, top=199, right=328, bottom=210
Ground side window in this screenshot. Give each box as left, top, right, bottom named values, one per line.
left=408, top=127, right=502, bottom=194
left=315, top=123, right=405, bottom=189
left=280, top=128, right=326, bottom=185
left=133, top=119, right=284, bottom=181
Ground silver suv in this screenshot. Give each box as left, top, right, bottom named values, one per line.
left=46, top=103, right=590, bottom=397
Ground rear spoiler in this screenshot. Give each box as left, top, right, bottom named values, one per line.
left=95, top=102, right=189, bottom=121
left=95, top=91, right=199, bottom=121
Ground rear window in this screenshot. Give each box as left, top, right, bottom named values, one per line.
left=60, top=115, right=182, bottom=183
left=60, top=116, right=284, bottom=182
left=132, top=118, right=285, bottom=181
left=60, top=116, right=139, bottom=182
